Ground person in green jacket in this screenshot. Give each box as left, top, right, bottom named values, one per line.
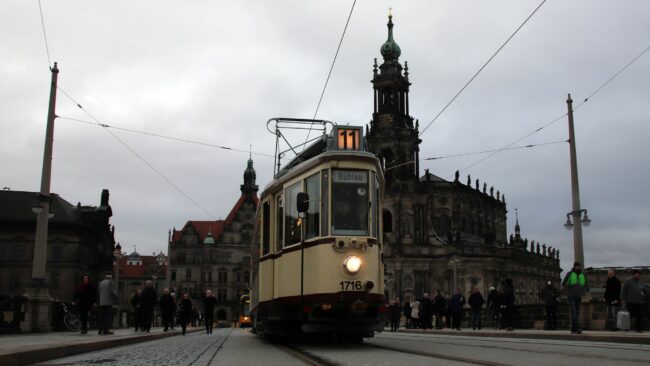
left=562, top=261, right=587, bottom=334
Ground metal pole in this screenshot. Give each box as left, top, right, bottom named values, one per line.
left=566, top=94, right=585, bottom=266
left=31, top=63, right=59, bottom=282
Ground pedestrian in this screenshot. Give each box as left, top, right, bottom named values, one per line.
left=419, top=293, right=433, bottom=330
left=603, top=269, right=622, bottom=331
left=178, top=293, right=193, bottom=335
left=192, top=308, right=199, bottom=327
left=410, top=297, right=420, bottom=329
left=468, top=287, right=485, bottom=330
left=450, top=287, right=466, bottom=331
left=539, top=279, right=560, bottom=330
left=433, top=290, right=446, bottom=329
left=170, top=292, right=177, bottom=330
left=141, top=280, right=157, bottom=332
left=487, top=286, right=501, bottom=329
left=621, top=269, right=649, bottom=333
left=97, top=272, right=117, bottom=335
left=159, top=288, right=176, bottom=332
left=402, top=297, right=412, bottom=329
left=73, top=274, right=97, bottom=334
left=202, top=289, right=217, bottom=334
left=131, top=288, right=143, bottom=331
left=501, top=279, right=515, bottom=331
left=389, top=298, right=402, bottom=332
left=562, top=261, right=587, bottom=334
left=444, top=292, right=452, bottom=328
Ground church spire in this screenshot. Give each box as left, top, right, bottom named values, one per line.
left=380, top=9, right=401, bottom=64
left=241, top=156, right=258, bottom=196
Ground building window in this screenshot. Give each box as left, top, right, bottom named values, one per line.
left=236, top=271, right=241, bottom=283
left=217, top=288, right=227, bottom=301
left=218, top=271, right=228, bottom=284
left=9, top=273, right=20, bottom=290
left=186, top=268, right=191, bottom=279
left=243, top=271, right=250, bottom=284
left=414, top=271, right=430, bottom=297
left=208, top=272, right=212, bottom=283
left=171, top=271, right=176, bottom=281
left=201, top=271, right=206, bottom=282
left=177, top=252, right=185, bottom=264
left=50, top=273, right=60, bottom=290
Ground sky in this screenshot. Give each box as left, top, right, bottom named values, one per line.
left=2, top=1, right=649, bottom=270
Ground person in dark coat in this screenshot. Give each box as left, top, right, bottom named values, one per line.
left=159, top=288, right=176, bottom=332
left=140, top=280, right=157, bottom=332
left=178, top=292, right=193, bottom=335
left=402, top=297, right=412, bottom=329
left=449, top=287, right=466, bottom=330
left=131, top=288, right=143, bottom=331
left=486, top=286, right=502, bottom=329
left=419, top=293, right=433, bottom=330
left=468, top=287, right=485, bottom=330
left=73, top=275, right=97, bottom=334
left=603, top=269, right=622, bottom=331
left=97, top=272, right=117, bottom=335
left=501, top=279, right=515, bottom=331
left=621, top=269, right=650, bottom=333
left=202, top=289, right=217, bottom=334
left=444, top=292, right=452, bottom=328
left=433, top=290, right=446, bottom=329
left=389, top=298, right=402, bottom=332
left=539, top=279, right=560, bottom=330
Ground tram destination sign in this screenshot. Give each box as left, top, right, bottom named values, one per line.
left=333, top=170, right=367, bottom=184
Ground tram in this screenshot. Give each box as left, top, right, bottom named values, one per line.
left=251, top=119, right=385, bottom=340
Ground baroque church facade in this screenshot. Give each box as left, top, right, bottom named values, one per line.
left=366, top=14, right=561, bottom=304
left=167, top=158, right=258, bottom=322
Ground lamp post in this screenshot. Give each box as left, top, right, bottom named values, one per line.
left=564, top=94, right=591, bottom=266
left=449, top=255, right=461, bottom=291
left=21, top=63, right=59, bottom=333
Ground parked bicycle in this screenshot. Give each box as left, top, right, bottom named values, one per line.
left=55, top=300, right=81, bottom=332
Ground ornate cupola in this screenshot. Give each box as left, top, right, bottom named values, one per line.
left=240, top=155, right=258, bottom=197
left=366, top=10, right=421, bottom=189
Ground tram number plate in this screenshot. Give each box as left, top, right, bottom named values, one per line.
left=339, top=281, right=363, bottom=291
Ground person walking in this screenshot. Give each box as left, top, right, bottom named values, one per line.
left=97, top=272, right=117, bottom=335
left=501, top=279, right=515, bottom=331
left=202, top=289, right=217, bottom=334
left=73, top=274, right=97, bottom=334
left=539, top=279, right=560, bottom=330
left=433, top=290, right=446, bottom=329
left=178, top=293, right=193, bottom=335
left=603, top=269, right=622, bottom=331
left=444, top=292, right=452, bottom=329
left=621, top=269, right=649, bottom=333
left=389, top=298, right=402, bottom=332
left=487, top=286, right=502, bottom=329
left=450, top=287, right=466, bottom=331
left=562, top=262, right=587, bottom=334
left=419, top=293, right=433, bottom=330
left=131, top=288, right=144, bottom=331
left=410, top=297, right=420, bottom=330
left=141, top=280, right=157, bottom=332
left=402, top=297, right=411, bottom=329
left=468, top=287, right=485, bottom=330
left=159, top=288, right=176, bottom=332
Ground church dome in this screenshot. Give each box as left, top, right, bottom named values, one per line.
left=380, top=13, right=401, bottom=62
left=203, top=227, right=215, bottom=245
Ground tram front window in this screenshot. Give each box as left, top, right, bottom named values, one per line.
left=332, top=169, right=369, bottom=236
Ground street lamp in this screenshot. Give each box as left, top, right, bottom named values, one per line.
left=564, top=210, right=591, bottom=230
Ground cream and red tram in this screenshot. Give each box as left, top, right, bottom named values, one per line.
left=252, top=119, right=385, bottom=339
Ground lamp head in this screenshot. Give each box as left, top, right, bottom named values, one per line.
left=564, top=217, right=573, bottom=230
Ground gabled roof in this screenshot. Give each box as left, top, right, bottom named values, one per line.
left=118, top=255, right=167, bottom=279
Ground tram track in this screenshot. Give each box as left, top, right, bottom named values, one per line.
left=187, top=328, right=233, bottom=366
left=364, top=342, right=508, bottom=366
left=275, top=344, right=342, bottom=366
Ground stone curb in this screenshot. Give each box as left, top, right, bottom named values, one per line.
left=397, top=328, right=650, bottom=345
left=0, top=328, right=203, bottom=366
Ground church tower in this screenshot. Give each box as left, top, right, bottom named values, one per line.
left=366, top=11, right=421, bottom=190
left=240, top=155, right=258, bottom=197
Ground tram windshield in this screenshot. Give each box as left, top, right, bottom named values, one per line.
left=331, top=169, right=369, bottom=236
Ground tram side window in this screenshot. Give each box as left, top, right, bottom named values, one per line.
left=305, top=173, right=320, bottom=239
left=276, top=195, right=283, bottom=252
left=331, top=169, right=369, bottom=236
left=262, top=201, right=270, bottom=255
left=284, top=182, right=302, bottom=246
left=321, top=169, right=329, bottom=237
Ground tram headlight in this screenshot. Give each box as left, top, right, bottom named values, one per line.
left=343, top=255, right=362, bottom=274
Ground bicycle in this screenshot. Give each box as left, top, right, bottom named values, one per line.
left=57, top=300, right=81, bottom=332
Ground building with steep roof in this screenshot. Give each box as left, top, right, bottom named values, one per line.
left=168, top=158, right=258, bottom=322
left=114, top=249, right=167, bottom=315
left=0, top=189, right=116, bottom=301
left=366, top=13, right=561, bottom=303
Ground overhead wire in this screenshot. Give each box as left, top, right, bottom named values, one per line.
left=37, top=0, right=52, bottom=69
left=424, top=139, right=567, bottom=161
left=446, top=44, right=650, bottom=178
left=56, top=87, right=218, bottom=220
left=303, top=0, right=357, bottom=149
left=419, top=0, right=547, bottom=137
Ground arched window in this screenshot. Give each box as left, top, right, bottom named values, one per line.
left=382, top=209, right=393, bottom=233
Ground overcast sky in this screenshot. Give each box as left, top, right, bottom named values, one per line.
left=2, top=1, right=649, bottom=270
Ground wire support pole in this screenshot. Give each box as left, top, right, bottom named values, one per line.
left=566, top=94, right=584, bottom=266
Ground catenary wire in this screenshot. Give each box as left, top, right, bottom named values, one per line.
left=447, top=44, right=650, bottom=178
left=419, top=0, right=547, bottom=137
left=56, top=87, right=218, bottom=220
left=424, top=139, right=566, bottom=161
left=37, top=0, right=52, bottom=69
left=303, top=0, right=357, bottom=149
